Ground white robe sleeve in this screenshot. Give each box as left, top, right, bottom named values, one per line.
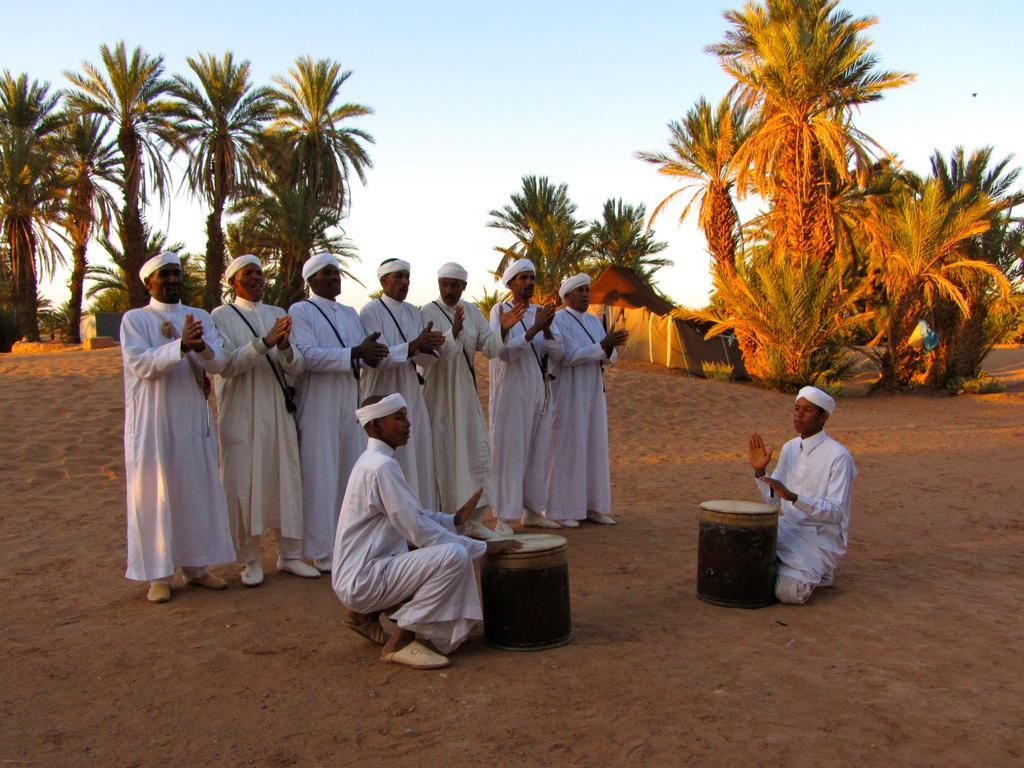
left=213, top=311, right=266, bottom=379
left=195, top=314, right=227, bottom=374
left=790, top=452, right=856, bottom=525
left=755, top=442, right=789, bottom=508
left=121, top=312, right=184, bottom=379
left=277, top=342, right=304, bottom=376
left=475, top=306, right=504, bottom=359
left=558, top=315, right=606, bottom=367
left=289, top=304, right=355, bottom=373
left=490, top=304, right=530, bottom=361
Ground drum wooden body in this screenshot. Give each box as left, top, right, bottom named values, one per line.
left=481, top=534, right=572, bottom=650
left=697, top=500, right=778, bottom=608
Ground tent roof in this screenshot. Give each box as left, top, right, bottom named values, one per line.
left=589, top=266, right=675, bottom=315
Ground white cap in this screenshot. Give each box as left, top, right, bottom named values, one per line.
left=377, top=259, right=411, bottom=279
left=796, top=386, right=835, bottom=416
left=139, top=251, right=180, bottom=284
left=501, top=258, right=535, bottom=288
left=558, top=272, right=591, bottom=300
left=356, top=393, right=408, bottom=426
left=437, top=262, right=468, bottom=282
left=302, top=252, right=341, bottom=281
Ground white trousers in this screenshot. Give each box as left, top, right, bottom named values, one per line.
left=349, top=543, right=482, bottom=654
left=237, top=532, right=303, bottom=564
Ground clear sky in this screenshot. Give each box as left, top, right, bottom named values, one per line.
left=6, top=0, right=1024, bottom=310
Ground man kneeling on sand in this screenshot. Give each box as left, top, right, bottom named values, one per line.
left=748, top=386, right=857, bottom=605
left=332, top=394, right=521, bottom=669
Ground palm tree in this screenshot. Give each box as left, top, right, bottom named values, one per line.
left=926, top=146, right=1024, bottom=384
left=709, top=0, right=914, bottom=268
left=269, top=56, right=374, bottom=216
left=58, top=113, right=119, bottom=342
left=0, top=72, right=66, bottom=342
left=862, top=176, right=1008, bottom=388
left=637, top=96, right=750, bottom=273
left=488, top=175, right=590, bottom=299
left=65, top=42, right=178, bottom=308
left=588, top=198, right=671, bottom=285
left=171, top=52, right=275, bottom=310
left=86, top=228, right=185, bottom=309
left=229, top=134, right=358, bottom=306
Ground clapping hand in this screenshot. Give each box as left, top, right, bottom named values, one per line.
left=410, top=321, right=445, bottom=356
left=601, top=328, right=628, bottom=356
left=528, top=303, right=557, bottom=339
left=181, top=314, right=207, bottom=353
left=452, top=304, right=465, bottom=339
left=354, top=331, right=389, bottom=367
left=263, top=316, right=292, bottom=349
left=497, top=303, right=527, bottom=338
left=748, top=433, right=773, bottom=474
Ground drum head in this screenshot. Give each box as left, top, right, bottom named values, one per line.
left=700, top=499, right=776, bottom=515
left=508, top=533, right=567, bottom=553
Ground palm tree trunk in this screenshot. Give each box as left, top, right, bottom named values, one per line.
left=118, top=130, right=148, bottom=308
left=203, top=199, right=226, bottom=311
left=67, top=236, right=88, bottom=344
left=11, top=232, right=41, bottom=342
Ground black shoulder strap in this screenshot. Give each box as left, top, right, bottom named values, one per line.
left=564, top=309, right=606, bottom=391
left=515, top=305, right=547, bottom=380
left=227, top=303, right=296, bottom=408
left=379, top=298, right=425, bottom=385
left=302, top=299, right=360, bottom=380
left=431, top=301, right=476, bottom=385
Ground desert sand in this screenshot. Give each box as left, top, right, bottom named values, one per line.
left=1, top=346, right=1022, bottom=767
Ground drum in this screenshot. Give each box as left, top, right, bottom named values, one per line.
left=697, top=500, right=778, bottom=608
left=481, top=533, right=572, bottom=651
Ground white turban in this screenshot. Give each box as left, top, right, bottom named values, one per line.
left=302, top=252, right=340, bottom=281
left=139, top=251, right=180, bottom=284
left=558, top=273, right=591, bottom=300
left=223, top=254, right=261, bottom=285
left=437, top=262, right=468, bottom=282
left=377, top=259, right=411, bottom=279
left=502, top=258, right=535, bottom=288
left=355, top=393, right=408, bottom=427
left=796, top=386, right=835, bottom=416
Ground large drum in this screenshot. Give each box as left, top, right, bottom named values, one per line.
left=697, top=500, right=778, bottom=608
left=481, top=534, right=572, bottom=651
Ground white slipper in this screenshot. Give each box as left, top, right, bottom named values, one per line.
left=380, top=640, right=449, bottom=669
left=464, top=519, right=503, bottom=540
left=522, top=511, right=561, bottom=529
left=558, top=519, right=580, bottom=529
left=493, top=519, right=515, bottom=536
left=586, top=511, right=617, bottom=525
left=277, top=558, right=320, bottom=578
left=313, top=557, right=333, bottom=573
left=241, top=561, right=264, bottom=587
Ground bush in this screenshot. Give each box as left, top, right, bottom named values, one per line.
left=0, top=306, right=16, bottom=352
left=947, top=371, right=1005, bottom=395
left=701, top=361, right=734, bottom=381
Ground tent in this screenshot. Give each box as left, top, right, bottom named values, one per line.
left=588, top=266, right=748, bottom=379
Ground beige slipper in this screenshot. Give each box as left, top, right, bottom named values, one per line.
left=346, top=618, right=388, bottom=646
left=522, top=511, right=561, bottom=529
left=185, top=572, right=228, bottom=590
left=380, top=640, right=449, bottom=669
left=147, top=582, right=172, bottom=603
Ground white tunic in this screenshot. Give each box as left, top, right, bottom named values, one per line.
left=211, top=298, right=304, bottom=548
left=288, top=296, right=368, bottom=560
left=332, top=438, right=487, bottom=653
left=120, top=299, right=235, bottom=581
left=755, top=430, right=857, bottom=584
left=487, top=303, right=564, bottom=521
left=420, top=298, right=503, bottom=513
left=360, top=296, right=452, bottom=508
left=546, top=308, right=616, bottom=520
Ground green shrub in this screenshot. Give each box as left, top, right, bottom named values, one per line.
left=947, top=371, right=1005, bottom=395
left=701, top=361, right=734, bottom=381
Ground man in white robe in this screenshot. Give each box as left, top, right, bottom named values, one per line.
left=545, top=273, right=628, bottom=527
left=749, top=386, right=857, bottom=604
left=289, top=253, right=390, bottom=571
left=359, top=259, right=449, bottom=508
left=488, top=259, right=563, bottom=531
left=421, top=262, right=522, bottom=536
left=212, top=255, right=319, bottom=586
left=332, top=394, right=521, bottom=669
left=119, top=251, right=235, bottom=603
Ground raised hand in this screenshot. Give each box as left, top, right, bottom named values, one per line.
left=263, top=316, right=291, bottom=349
left=181, top=314, right=207, bottom=353
left=528, top=302, right=557, bottom=339
left=601, top=328, right=629, bottom=355
left=498, top=302, right=527, bottom=338
left=353, top=331, right=389, bottom=368
left=452, top=304, right=465, bottom=339
left=411, top=321, right=444, bottom=356
left=758, top=476, right=797, bottom=503
left=454, top=487, right=484, bottom=528
left=748, top=433, right=773, bottom=474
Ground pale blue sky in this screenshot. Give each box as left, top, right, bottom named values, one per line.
left=7, top=0, right=1023, bottom=309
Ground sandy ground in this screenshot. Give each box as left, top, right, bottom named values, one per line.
left=1, top=346, right=1023, bottom=767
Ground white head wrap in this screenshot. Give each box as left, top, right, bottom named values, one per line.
left=355, top=393, right=408, bottom=427
left=558, top=273, right=591, bottom=300
left=139, top=251, right=180, bottom=284
left=502, top=258, right=536, bottom=288
left=796, top=386, right=835, bottom=416
left=223, top=254, right=261, bottom=285
left=437, top=262, right=469, bottom=282
left=302, top=252, right=340, bottom=281
left=377, top=259, right=411, bottom=279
